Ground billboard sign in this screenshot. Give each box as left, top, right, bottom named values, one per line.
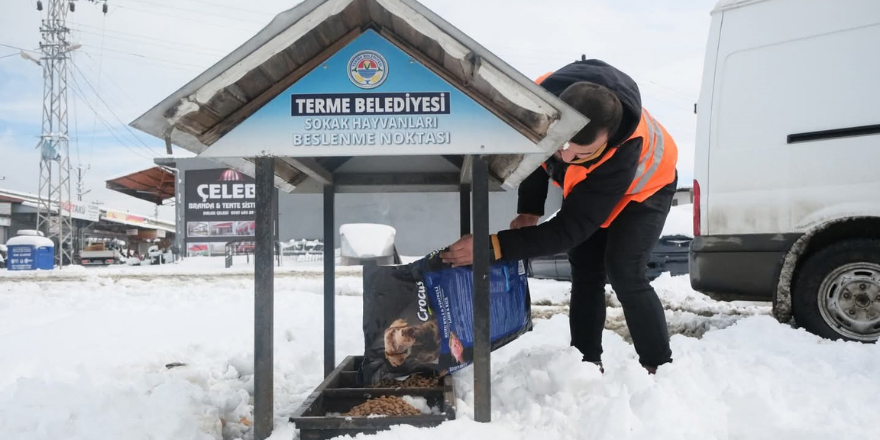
left=199, top=30, right=537, bottom=158
left=60, top=201, right=100, bottom=222
left=185, top=168, right=257, bottom=250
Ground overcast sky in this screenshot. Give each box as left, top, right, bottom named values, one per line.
left=0, top=0, right=718, bottom=221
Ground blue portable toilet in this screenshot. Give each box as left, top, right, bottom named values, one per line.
left=6, top=230, right=55, bottom=271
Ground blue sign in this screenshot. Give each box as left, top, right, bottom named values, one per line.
left=8, top=245, right=55, bottom=270
left=201, top=30, right=539, bottom=158
left=7, top=245, right=36, bottom=270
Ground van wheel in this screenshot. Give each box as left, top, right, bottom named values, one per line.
left=793, top=239, right=880, bottom=342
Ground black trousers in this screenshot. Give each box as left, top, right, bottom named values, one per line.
left=568, top=175, right=677, bottom=367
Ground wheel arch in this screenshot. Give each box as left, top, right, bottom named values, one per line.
left=774, top=216, right=880, bottom=323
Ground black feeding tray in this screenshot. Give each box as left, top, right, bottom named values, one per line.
left=291, top=356, right=457, bottom=440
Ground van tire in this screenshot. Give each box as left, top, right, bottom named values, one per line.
left=792, top=239, right=880, bottom=343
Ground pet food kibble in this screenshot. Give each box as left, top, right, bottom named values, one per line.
left=343, top=396, right=421, bottom=417
left=372, top=375, right=440, bottom=389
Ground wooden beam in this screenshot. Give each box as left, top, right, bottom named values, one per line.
left=285, top=157, right=334, bottom=185
left=335, top=173, right=459, bottom=192
left=441, top=155, right=463, bottom=169
left=378, top=28, right=542, bottom=144
left=197, top=28, right=362, bottom=146
left=459, top=155, right=473, bottom=185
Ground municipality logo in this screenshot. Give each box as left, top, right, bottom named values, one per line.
left=348, top=50, right=388, bottom=89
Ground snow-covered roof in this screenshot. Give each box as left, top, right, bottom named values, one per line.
left=131, top=0, right=589, bottom=194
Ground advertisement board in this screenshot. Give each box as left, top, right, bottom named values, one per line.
left=200, top=29, right=536, bottom=159
left=60, top=201, right=101, bottom=222
left=184, top=168, right=256, bottom=253
left=7, top=246, right=35, bottom=270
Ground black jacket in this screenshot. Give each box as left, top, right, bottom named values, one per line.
left=496, top=60, right=643, bottom=260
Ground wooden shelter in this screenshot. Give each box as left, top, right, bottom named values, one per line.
left=131, top=1, right=588, bottom=438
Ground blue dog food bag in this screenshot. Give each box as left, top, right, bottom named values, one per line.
left=359, top=251, right=532, bottom=385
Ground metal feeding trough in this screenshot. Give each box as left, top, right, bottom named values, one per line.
left=131, top=0, right=588, bottom=438
left=291, top=356, right=456, bottom=440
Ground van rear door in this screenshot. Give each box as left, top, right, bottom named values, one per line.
left=707, top=0, right=880, bottom=236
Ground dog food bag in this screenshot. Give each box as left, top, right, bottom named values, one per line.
left=359, top=251, right=532, bottom=385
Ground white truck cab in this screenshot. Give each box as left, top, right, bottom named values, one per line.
left=690, top=0, right=880, bottom=342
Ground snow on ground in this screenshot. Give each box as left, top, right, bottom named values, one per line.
left=0, top=256, right=363, bottom=280
left=1, top=260, right=878, bottom=440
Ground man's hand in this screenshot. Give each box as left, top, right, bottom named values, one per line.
left=440, top=234, right=473, bottom=267
left=510, top=214, right=541, bottom=230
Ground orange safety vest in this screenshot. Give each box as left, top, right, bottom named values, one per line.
left=536, top=71, right=678, bottom=227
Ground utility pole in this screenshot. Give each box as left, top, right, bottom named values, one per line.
left=76, top=164, right=91, bottom=201
left=33, top=0, right=107, bottom=267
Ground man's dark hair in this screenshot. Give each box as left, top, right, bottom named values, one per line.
left=560, top=81, right=623, bottom=145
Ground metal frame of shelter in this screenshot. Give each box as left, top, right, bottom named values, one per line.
left=131, top=1, right=588, bottom=438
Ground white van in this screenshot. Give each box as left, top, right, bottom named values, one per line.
left=690, top=0, right=880, bottom=342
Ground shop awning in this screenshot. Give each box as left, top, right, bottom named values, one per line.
left=105, top=166, right=175, bottom=205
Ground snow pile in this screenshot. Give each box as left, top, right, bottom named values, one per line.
left=401, top=395, right=442, bottom=415
left=527, top=278, right=573, bottom=304
left=649, top=273, right=767, bottom=316
left=1, top=268, right=877, bottom=440
left=339, top=223, right=396, bottom=258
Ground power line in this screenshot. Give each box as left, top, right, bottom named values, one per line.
left=68, top=75, right=157, bottom=161
left=71, top=63, right=165, bottom=158
left=81, top=45, right=211, bottom=69
left=76, top=50, right=193, bottom=158
left=117, top=0, right=271, bottom=25
left=86, top=14, right=108, bottom=167
left=70, top=60, right=164, bottom=157
left=172, top=0, right=276, bottom=17
left=71, top=27, right=227, bottom=58
left=79, top=51, right=142, bottom=110
left=112, top=4, right=258, bottom=32
left=0, top=43, right=39, bottom=53
left=70, top=81, right=157, bottom=161
left=72, top=73, right=81, bottom=167
left=69, top=22, right=231, bottom=54
left=80, top=50, right=203, bottom=72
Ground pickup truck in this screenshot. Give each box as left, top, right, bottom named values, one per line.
left=80, top=242, right=126, bottom=266
left=527, top=234, right=693, bottom=282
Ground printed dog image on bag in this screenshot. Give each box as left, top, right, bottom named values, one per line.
left=359, top=251, right=532, bottom=385
left=383, top=318, right=441, bottom=367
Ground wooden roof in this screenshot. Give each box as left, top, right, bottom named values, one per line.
left=131, top=0, right=588, bottom=193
